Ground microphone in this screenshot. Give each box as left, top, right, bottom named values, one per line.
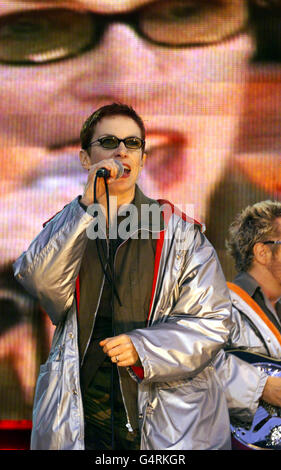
left=96, top=160, right=124, bottom=179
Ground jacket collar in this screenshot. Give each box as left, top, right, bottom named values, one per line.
left=233, top=272, right=260, bottom=297
left=233, top=271, right=281, bottom=320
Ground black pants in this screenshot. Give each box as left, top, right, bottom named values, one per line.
left=82, top=360, right=140, bottom=450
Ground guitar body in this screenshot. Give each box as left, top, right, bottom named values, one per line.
left=227, top=349, right=281, bottom=450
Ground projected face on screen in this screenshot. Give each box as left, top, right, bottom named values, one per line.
left=0, top=0, right=255, bottom=265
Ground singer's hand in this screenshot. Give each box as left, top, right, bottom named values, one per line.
left=80, top=159, right=122, bottom=206
left=100, top=334, right=140, bottom=367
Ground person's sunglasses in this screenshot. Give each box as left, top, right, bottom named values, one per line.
left=0, top=2, right=248, bottom=65
left=89, top=135, right=145, bottom=150
left=263, top=240, right=281, bottom=245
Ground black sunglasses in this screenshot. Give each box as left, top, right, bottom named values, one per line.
left=89, top=135, right=145, bottom=150
left=0, top=3, right=248, bottom=66
left=263, top=240, right=281, bottom=245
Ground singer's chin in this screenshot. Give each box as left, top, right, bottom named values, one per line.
left=110, top=177, right=130, bottom=189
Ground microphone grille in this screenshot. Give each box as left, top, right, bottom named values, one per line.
left=115, top=160, right=124, bottom=179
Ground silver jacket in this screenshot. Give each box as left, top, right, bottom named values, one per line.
left=228, top=286, right=281, bottom=358
left=13, top=196, right=266, bottom=450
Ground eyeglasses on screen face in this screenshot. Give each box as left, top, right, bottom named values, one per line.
left=89, top=135, right=145, bottom=150
left=0, top=1, right=248, bottom=65
left=263, top=241, right=281, bottom=245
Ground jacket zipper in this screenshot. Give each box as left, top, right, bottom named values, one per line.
left=112, top=232, right=138, bottom=432
left=112, top=225, right=165, bottom=431
left=113, top=227, right=155, bottom=432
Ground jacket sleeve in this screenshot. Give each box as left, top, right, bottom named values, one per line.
left=213, top=348, right=268, bottom=423
left=13, top=197, right=94, bottom=325
left=128, top=227, right=233, bottom=383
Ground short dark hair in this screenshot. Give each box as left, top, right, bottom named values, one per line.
left=226, top=200, right=281, bottom=272
left=80, top=103, right=146, bottom=152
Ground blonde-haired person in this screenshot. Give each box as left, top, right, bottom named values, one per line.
left=226, top=200, right=281, bottom=354
left=225, top=201, right=281, bottom=432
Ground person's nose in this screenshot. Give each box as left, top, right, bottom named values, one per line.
left=114, top=141, right=128, bottom=157
left=68, top=22, right=155, bottom=102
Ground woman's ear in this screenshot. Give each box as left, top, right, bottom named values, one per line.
left=140, top=152, right=147, bottom=168
left=79, top=149, right=91, bottom=171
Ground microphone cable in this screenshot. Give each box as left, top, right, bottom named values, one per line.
left=93, top=173, right=122, bottom=306
left=93, top=172, right=122, bottom=450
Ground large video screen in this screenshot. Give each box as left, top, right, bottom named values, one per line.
left=0, top=1, right=280, bottom=422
